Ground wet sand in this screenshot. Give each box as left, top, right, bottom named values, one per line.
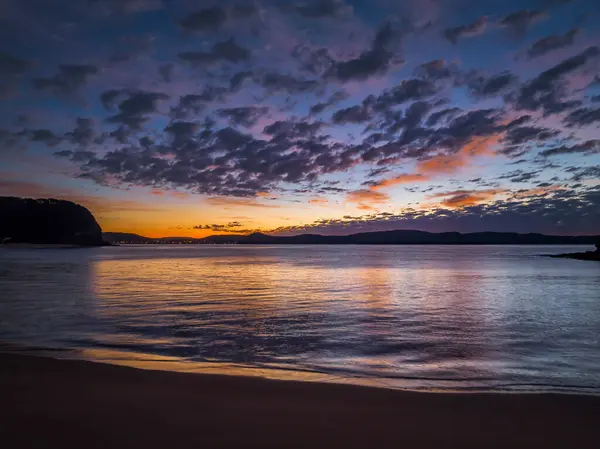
left=2, top=353, right=599, bottom=449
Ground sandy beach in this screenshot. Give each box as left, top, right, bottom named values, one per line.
left=1, top=353, right=599, bottom=449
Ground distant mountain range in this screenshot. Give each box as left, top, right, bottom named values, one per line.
left=103, top=231, right=600, bottom=245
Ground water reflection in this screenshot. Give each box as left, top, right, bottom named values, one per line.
left=1, top=245, right=600, bottom=392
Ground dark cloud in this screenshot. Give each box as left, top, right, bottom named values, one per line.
left=193, top=221, right=249, bottom=232
left=28, top=129, right=61, bottom=147
left=257, top=72, right=319, bottom=94
left=164, top=121, right=201, bottom=147
left=503, top=125, right=559, bottom=146
left=426, top=108, right=461, bottom=127
left=444, top=16, right=488, bottom=44
left=511, top=46, right=600, bottom=115
left=56, top=116, right=344, bottom=197
left=567, top=166, right=600, bottom=182
left=468, top=71, right=518, bottom=97
left=170, top=89, right=229, bottom=119
left=526, top=28, right=580, bottom=59
left=415, top=59, right=456, bottom=81
left=374, top=78, right=439, bottom=109
left=327, top=22, right=403, bottom=82
left=217, top=106, right=270, bottom=128
left=310, top=91, right=348, bottom=115
left=178, top=4, right=258, bottom=33
left=178, top=39, right=251, bottom=66
left=499, top=9, right=547, bottom=34
left=107, top=90, right=169, bottom=129
left=229, top=71, right=253, bottom=91
left=65, top=117, right=98, bottom=146
left=332, top=103, right=371, bottom=124
left=32, top=64, right=98, bottom=95
left=292, top=45, right=335, bottom=76
left=88, top=0, right=163, bottom=15
left=289, top=0, right=353, bottom=19
left=0, top=52, right=32, bottom=75
left=178, top=7, right=228, bottom=33
left=563, top=106, right=600, bottom=127
left=498, top=169, right=540, bottom=183
left=158, top=64, right=174, bottom=83
left=540, top=140, right=600, bottom=157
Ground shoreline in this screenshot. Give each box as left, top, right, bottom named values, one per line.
left=2, top=353, right=600, bottom=448
left=2, top=344, right=598, bottom=395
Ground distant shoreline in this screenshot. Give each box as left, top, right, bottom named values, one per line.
left=103, top=230, right=600, bottom=246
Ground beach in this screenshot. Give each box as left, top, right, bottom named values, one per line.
left=2, top=353, right=599, bottom=449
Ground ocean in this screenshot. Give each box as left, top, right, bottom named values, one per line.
left=1, top=244, right=599, bottom=393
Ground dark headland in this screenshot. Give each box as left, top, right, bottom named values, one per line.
left=0, top=196, right=107, bottom=246
left=549, top=241, right=600, bottom=262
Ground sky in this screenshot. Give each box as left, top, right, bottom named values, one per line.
left=1, top=0, right=599, bottom=237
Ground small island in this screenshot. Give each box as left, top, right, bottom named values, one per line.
left=549, top=241, right=600, bottom=262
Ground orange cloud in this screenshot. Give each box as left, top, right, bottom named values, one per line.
left=428, top=188, right=505, bottom=208
left=346, top=189, right=390, bottom=211
left=151, top=189, right=165, bottom=196
left=170, top=191, right=189, bottom=199
left=371, top=133, right=505, bottom=190
left=370, top=173, right=429, bottom=190
left=206, top=196, right=279, bottom=209
left=308, top=197, right=329, bottom=205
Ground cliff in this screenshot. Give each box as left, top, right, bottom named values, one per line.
left=0, top=197, right=106, bottom=246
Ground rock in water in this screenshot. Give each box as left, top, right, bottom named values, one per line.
left=0, top=197, right=105, bottom=246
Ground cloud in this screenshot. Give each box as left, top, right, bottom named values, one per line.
left=327, top=22, right=403, bottom=82
left=426, top=108, right=461, bottom=126
left=468, top=71, right=519, bottom=97
left=444, top=16, right=488, bottom=44
left=205, top=197, right=279, bottom=208
left=106, top=90, right=169, bottom=129
left=332, top=103, right=371, bottom=124
left=256, top=72, right=319, bottom=94
left=563, top=107, right=600, bottom=127
left=290, top=0, right=353, bottom=19
left=178, top=39, right=251, bottom=66
left=193, top=221, right=253, bottom=233
left=310, top=91, right=348, bottom=115
left=428, top=188, right=504, bottom=208
left=178, top=6, right=228, bottom=32
left=90, top=0, right=164, bottom=15
left=499, top=9, right=547, bottom=34
left=369, top=173, right=429, bottom=190
left=33, top=64, right=98, bottom=96
left=170, top=91, right=224, bottom=120
left=275, top=186, right=600, bottom=235
left=511, top=46, right=600, bottom=115
left=416, top=59, right=456, bottom=81
left=0, top=52, right=32, bottom=75
left=346, top=189, right=390, bottom=210
left=502, top=124, right=559, bottom=147
left=540, top=140, right=600, bottom=157
left=308, top=197, right=329, bottom=205
left=217, top=106, right=270, bottom=128
left=526, top=28, right=580, bottom=59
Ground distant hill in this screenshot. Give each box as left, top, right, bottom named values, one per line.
left=103, top=230, right=600, bottom=245
left=102, top=232, right=157, bottom=244
left=1, top=197, right=105, bottom=246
